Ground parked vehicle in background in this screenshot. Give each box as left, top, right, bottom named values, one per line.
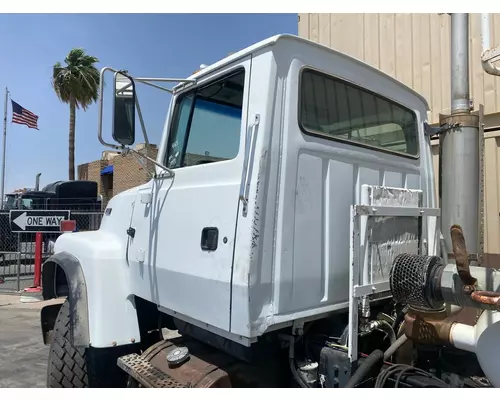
left=0, top=180, right=102, bottom=252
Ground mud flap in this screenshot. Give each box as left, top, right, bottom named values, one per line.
left=41, top=302, right=63, bottom=345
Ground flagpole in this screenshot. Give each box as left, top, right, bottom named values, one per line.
left=1, top=87, right=7, bottom=209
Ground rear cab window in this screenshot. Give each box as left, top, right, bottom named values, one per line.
left=299, top=68, right=419, bottom=157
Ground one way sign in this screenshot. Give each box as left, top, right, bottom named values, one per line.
left=9, top=210, right=71, bottom=233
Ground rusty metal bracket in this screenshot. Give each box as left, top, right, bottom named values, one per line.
left=450, top=225, right=477, bottom=290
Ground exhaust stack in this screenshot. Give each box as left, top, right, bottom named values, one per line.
left=439, top=14, right=481, bottom=264
left=35, top=172, right=41, bottom=191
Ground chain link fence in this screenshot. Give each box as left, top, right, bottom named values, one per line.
left=0, top=210, right=103, bottom=292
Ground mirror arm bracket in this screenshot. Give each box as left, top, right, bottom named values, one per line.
left=122, top=147, right=175, bottom=178
left=98, top=66, right=196, bottom=178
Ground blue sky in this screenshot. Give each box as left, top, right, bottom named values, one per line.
left=0, top=13, right=297, bottom=193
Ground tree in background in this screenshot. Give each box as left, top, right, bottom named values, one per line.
left=52, top=48, right=100, bottom=180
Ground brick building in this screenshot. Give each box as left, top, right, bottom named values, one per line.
left=78, top=143, right=158, bottom=205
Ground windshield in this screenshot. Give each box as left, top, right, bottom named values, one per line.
left=4, top=195, right=35, bottom=210
left=5, top=195, right=16, bottom=209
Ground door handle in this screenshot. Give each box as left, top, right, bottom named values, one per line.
left=201, top=227, right=219, bottom=251
left=239, top=114, right=260, bottom=216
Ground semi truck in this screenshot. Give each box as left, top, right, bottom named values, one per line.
left=3, top=181, right=102, bottom=211
left=0, top=181, right=102, bottom=253
left=38, top=15, right=500, bottom=389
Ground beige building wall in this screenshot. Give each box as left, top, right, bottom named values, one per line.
left=299, top=13, right=500, bottom=263
left=298, top=13, right=500, bottom=125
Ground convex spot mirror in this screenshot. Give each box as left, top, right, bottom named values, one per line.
left=112, top=71, right=136, bottom=146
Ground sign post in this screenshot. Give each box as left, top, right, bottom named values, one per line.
left=9, top=210, right=71, bottom=233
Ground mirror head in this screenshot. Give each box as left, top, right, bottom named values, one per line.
left=112, top=71, right=136, bottom=146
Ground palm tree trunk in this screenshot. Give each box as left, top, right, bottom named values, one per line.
left=69, top=97, right=76, bottom=180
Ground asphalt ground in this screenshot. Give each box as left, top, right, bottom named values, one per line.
left=0, top=294, right=181, bottom=388
left=0, top=294, right=62, bottom=388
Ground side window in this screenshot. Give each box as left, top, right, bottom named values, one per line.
left=299, top=68, right=419, bottom=156
left=21, top=198, right=33, bottom=209
left=167, top=95, right=194, bottom=168
left=165, top=69, right=245, bottom=169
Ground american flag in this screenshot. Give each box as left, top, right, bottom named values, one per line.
left=11, top=100, right=39, bottom=130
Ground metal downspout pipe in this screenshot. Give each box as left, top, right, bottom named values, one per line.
left=480, top=14, right=500, bottom=76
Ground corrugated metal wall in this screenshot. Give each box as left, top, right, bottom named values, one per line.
left=483, top=132, right=500, bottom=261
left=298, top=13, right=500, bottom=124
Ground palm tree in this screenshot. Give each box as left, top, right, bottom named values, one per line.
left=52, top=48, right=100, bottom=180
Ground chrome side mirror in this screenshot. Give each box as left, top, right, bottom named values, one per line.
left=112, top=71, right=136, bottom=146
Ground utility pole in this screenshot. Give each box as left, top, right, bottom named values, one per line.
left=1, top=87, right=8, bottom=209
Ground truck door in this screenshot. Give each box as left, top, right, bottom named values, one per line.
left=127, top=57, right=252, bottom=332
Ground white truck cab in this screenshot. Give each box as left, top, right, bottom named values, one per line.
left=40, top=34, right=439, bottom=388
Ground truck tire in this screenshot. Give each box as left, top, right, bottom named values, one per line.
left=47, top=300, right=88, bottom=388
